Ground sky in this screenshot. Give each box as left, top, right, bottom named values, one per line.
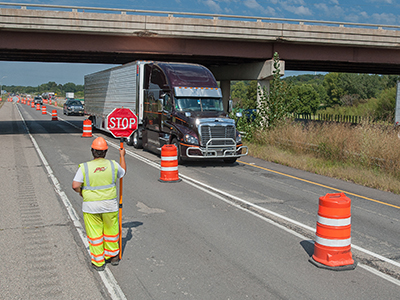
left=0, top=0, right=399, bottom=87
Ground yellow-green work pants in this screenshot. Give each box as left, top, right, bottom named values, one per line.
left=83, top=211, right=120, bottom=267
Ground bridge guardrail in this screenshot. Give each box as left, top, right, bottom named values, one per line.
left=0, top=1, right=399, bottom=31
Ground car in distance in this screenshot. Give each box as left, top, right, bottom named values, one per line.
left=63, top=99, right=84, bottom=116
left=33, top=96, right=43, bottom=105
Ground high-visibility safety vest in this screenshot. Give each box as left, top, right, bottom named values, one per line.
left=80, top=159, right=118, bottom=202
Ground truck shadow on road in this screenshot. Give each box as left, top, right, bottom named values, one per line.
left=179, top=160, right=240, bottom=168
left=0, top=120, right=85, bottom=135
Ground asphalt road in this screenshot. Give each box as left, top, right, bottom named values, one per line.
left=6, top=101, right=400, bottom=299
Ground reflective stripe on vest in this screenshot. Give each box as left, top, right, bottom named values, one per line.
left=80, top=159, right=118, bottom=202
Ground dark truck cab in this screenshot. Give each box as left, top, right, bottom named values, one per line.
left=141, top=62, right=248, bottom=163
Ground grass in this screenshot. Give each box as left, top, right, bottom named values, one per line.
left=245, top=121, right=400, bottom=194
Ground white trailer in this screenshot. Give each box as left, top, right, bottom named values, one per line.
left=84, top=61, right=145, bottom=139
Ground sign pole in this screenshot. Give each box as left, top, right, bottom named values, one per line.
left=106, top=107, right=137, bottom=261
left=118, top=137, right=124, bottom=260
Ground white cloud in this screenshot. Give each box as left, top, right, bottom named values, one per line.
left=369, top=0, right=393, bottom=3
left=288, top=0, right=307, bottom=5
left=314, top=3, right=328, bottom=13
left=343, top=13, right=361, bottom=23
left=315, top=3, right=344, bottom=18
left=371, top=12, right=398, bottom=24
left=244, top=0, right=262, bottom=9
left=343, top=11, right=398, bottom=25
left=283, top=4, right=312, bottom=16
left=202, top=0, right=222, bottom=12
left=242, top=0, right=276, bottom=15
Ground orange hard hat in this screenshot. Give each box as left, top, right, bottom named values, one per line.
left=91, top=137, right=108, bottom=150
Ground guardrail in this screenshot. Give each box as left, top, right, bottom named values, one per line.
left=0, top=1, right=399, bottom=31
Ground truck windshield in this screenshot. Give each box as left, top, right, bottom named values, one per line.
left=175, top=98, right=224, bottom=112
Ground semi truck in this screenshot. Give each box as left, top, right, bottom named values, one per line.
left=84, top=61, right=248, bottom=163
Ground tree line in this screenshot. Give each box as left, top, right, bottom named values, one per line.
left=231, top=70, right=400, bottom=123
left=3, top=81, right=84, bottom=98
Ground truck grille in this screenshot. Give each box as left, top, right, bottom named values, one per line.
left=200, top=125, right=236, bottom=146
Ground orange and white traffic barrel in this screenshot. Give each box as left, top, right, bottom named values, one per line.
left=51, top=109, right=58, bottom=121
left=309, top=193, right=357, bottom=270
left=42, top=105, right=47, bottom=115
left=31, top=102, right=34, bottom=108
left=82, top=119, right=93, bottom=138
left=36, top=103, right=40, bottom=110
left=159, top=144, right=181, bottom=183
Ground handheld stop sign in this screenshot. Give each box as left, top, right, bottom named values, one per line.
left=106, top=108, right=138, bottom=138
left=106, top=108, right=137, bottom=260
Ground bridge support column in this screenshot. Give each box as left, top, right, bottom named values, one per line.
left=220, top=80, right=231, bottom=112
left=210, top=59, right=284, bottom=110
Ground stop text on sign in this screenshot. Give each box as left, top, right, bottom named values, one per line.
left=108, top=117, right=136, bottom=129
left=106, top=108, right=138, bottom=138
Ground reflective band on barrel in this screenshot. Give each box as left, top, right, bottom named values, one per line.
left=160, top=166, right=178, bottom=171
left=315, top=236, right=351, bottom=247
left=317, top=216, right=351, bottom=226
left=161, top=156, right=178, bottom=161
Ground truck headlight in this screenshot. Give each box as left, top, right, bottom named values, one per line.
left=184, top=134, right=198, bottom=144
left=236, top=132, right=242, bottom=144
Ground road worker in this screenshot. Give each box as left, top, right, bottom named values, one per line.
left=72, top=137, right=126, bottom=271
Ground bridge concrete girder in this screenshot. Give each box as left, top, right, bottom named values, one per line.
left=210, top=60, right=285, bottom=110
left=2, top=5, right=400, bottom=77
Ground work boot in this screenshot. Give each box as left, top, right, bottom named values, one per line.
left=110, top=256, right=119, bottom=266
left=92, top=263, right=105, bottom=271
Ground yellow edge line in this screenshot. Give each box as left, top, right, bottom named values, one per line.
left=238, top=160, right=400, bottom=210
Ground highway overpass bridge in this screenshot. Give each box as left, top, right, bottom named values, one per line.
left=1, top=2, right=400, bottom=103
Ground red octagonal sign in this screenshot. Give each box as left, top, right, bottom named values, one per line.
left=107, top=108, right=138, bottom=138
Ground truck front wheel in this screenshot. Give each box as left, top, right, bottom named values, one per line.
left=126, top=131, right=142, bottom=149
left=172, top=138, right=183, bottom=165
left=132, top=131, right=142, bottom=149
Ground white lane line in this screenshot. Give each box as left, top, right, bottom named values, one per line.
left=107, top=140, right=400, bottom=286
left=16, top=104, right=127, bottom=300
